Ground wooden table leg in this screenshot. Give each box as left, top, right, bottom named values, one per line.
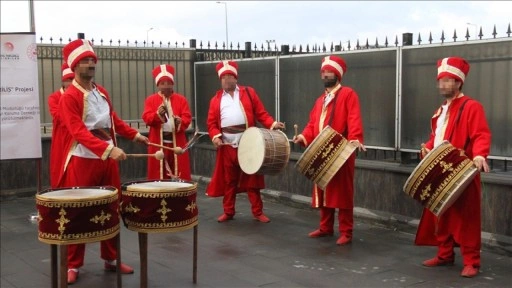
left=138, top=232, right=148, bottom=288
left=116, top=233, right=122, bottom=288
left=51, top=244, right=58, bottom=288
left=193, top=225, right=197, bottom=284
left=59, top=245, right=68, bottom=288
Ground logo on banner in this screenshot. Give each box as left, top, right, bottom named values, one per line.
left=1, top=41, right=19, bottom=61
left=3, top=42, right=14, bottom=52
left=26, top=43, right=37, bottom=61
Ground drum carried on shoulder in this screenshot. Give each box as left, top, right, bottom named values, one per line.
left=403, top=140, right=478, bottom=217
left=238, top=127, right=290, bottom=175
left=296, top=126, right=357, bottom=190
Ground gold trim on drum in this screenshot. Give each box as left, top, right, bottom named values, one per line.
left=157, top=199, right=172, bottom=222
left=38, top=225, right=120, bottom=245
left=429, top=159, right=476, bottom=213
left=122, top=190, right=196, bottom=199
left=124, top=216, right=198, bottom=233
left=404, top=142, right=455, bottom=197
left=89, top=210, right=113, bottom=226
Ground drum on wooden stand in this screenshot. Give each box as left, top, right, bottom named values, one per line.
left=121, top=180, right=198, bottom=232
left=238, top=127, right=290, bottom=175
left=296, top=126, right=357, bottom=190
left=36, top=186, right=122, bottom=288
left=121, top=180, right=199, bottom=286
left=36, top=186, right=120, bottom=245
left=403, top=140, right=478, bottom=217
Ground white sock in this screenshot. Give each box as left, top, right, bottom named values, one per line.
left=68, top=268, right=78, bottom=272
left=106, top=260, right=116, bottom=265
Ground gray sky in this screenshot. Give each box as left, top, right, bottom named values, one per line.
left=1, top=1, right=511, bottom=49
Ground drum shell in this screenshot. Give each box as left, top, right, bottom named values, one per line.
left=238, top=127, right=290, bottom=175
left=121, top=180, right=198, bottom=233
left=403, top=141, right=478, bottom=216
left=296, top=126, right=356, bottom=190
left=36, top=186, right=120, bottom=245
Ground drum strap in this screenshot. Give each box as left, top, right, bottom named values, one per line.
left=245, top=86, right=256, bottom=118
left=327, top=88, right=339, bottom=127
left=326, top=88, right=347, bottom=135
left=447, top=99, right=470, bottom=150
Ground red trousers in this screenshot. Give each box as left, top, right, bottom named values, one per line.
left=60, top=156, right=121, bottom=269
left=435, top=233, right=480, bottom=267
left=222, top=146, right=264, bottom=216
left=318, top=207, right=353, bottom=237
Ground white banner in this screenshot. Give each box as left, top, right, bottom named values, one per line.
left=0, top=33, right=42, bottom=159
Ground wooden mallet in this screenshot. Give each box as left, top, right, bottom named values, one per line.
left=126, top=150, right=165, bottom=160
left=147, top=142, right=184, bottom=154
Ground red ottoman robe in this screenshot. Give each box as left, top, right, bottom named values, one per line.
left=53, top=81, right=140, bottom=188
left=48, top=88, right=71, bottom=188
left=206, top=85, right=276, bottom=197
left=415, top=95, right=491, bottom=248
left=142, top=92, right=192, bottom=180
left=300, top=86, right=364, bottom=209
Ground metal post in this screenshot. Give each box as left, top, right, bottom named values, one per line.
left=216, top=2, right=228, bottom=47
left=29, top=0, right=35, bottom=33
left=244, top=42, right=252, bottom=58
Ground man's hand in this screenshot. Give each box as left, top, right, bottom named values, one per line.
left=350, top=140, right=367, bottom=152
left=212, top=137, right=223, bottom=148
left=158, top=105, right=167, bottom=118
left=293, top=134, right=305, bottom=145
left=273, top=122, right=286, bottom=130
left=174, top=116, right=182, bottom=126
left=420, top=143, right=430, bottom=158
left=135, top=134, right=149, bottom=145
left=473, top=156, right=490, bottom=172
left=109, top=147, right=126, bottom=161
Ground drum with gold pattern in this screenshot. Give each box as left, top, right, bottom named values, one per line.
left=121, top=180, right=198, bottom=233
left=403, top=140, right=478, bottom=216
left=296, top=126, right=357, bottom=190
left=36, top=186, right=119, bottom=245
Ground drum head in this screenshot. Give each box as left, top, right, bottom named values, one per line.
left=38, top=188, right=115, bottom=200
left=125, top=180, right=196, bottom=192
left=238, top=127, right=265, bottom=174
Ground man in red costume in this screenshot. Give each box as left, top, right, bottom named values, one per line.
left=55, top=39, right=149, bottom=284
left=48, top=63, right=74, bottom=188
left=206, top=60, right=285, bottom=223
left=415, top=56, right=491, bottom=278
left=294, top=55, right=365, bottom=246
left=142, top=64, right=192, bottom=180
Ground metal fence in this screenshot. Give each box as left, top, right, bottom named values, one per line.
left=194, top=38, right=512, bottom=170
left=36, top=25, right=512, bottom=170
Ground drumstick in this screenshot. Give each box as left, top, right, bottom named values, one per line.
left=148, top=142, right=184, bottom=154
left=126, top=151, right=165, bottom=160
left=294, top=124, right=298, bottom=138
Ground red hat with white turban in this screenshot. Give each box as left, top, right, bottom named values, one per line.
left=152, top=64, right=175, bottom=85
left=216, top=60, right=238, bottom=79
left=61, top=63, right=74, bottom=81
left=437, top=56, right=470, bottom=83
left=62, top=39, right=97, bottom=71
left=321, top=55, right=347, bottom=80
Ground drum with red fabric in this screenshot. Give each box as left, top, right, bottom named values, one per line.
left=121, top=180, right=198, bottom=233
left=296, top=126, right=357, bottom=190
left=238, top=127, right=290, bottom=175
left=403, top=140, right=478, bottom=216
left=36, top=186, right=120, bottom=245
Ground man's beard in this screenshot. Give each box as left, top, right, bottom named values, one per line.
left=79, top=68, right=95, bottom=81
left=439, top=88, right=457, bottom=99
left=323, top=77, right=337, bottom=88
